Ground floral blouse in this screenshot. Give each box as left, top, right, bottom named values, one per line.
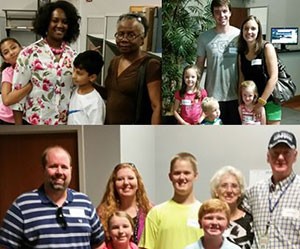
left=11, top=39, right=76, bottom=125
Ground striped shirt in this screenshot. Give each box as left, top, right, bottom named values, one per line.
left=239, top=104, right=261, bottom=125
left=241, top=171, right=300, bottom=249
left=0, top=186, right=104, bottom=248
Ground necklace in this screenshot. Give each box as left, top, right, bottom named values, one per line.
left=50, top=42, right=66, bottom=55
left=133, top=209, right=139, bottom=244
left=44, top=39, right=66, bottom=55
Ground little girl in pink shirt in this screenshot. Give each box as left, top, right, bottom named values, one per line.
left=0, top=37, right=32, bottom=124
left=173, top=64, right=207, bottom=125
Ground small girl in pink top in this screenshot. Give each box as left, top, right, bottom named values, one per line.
left=173, top=64, right=207, bottom=125
left=238, top=80, right=266, bottom=125
left=102, top=211, right=138, bottom=249
left=0, top=38, right=32, bottom=124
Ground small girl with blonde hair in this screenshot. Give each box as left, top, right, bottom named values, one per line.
left=173, top=64, right=207, bottom=125
left=102, top=211, right=138, bottom=249
left=239, top=80, right=266, bottom=125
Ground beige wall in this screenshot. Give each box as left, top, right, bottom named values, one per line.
left=1, top=125, right=300, bottom=206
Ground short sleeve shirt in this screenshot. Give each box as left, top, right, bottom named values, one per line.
left=11, top=39, right=76, bottom=125
left=241, top=172, right=300, bottom=249
left=0, top=186, right=105, bottom=248
left=0, top=66, right=14, bottom=123
left=174, top=89, right=207, bottom=124
left=197, top=27, right=240, bottom=101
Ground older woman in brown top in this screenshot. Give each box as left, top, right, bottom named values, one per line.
left=104, top=13, right=161, bottom=124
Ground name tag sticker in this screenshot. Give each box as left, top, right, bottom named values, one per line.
left=181, top=99, right=192, bottom=106
left=69, top=208, right=86, bottom=218
left=259, top=235, right=269, bottom=249
left=187, top=218, right=199, bottom=228
left=229, top=47, right=238, bottom=53
left=251, top=59, right=262, bottom=66
left=282, top=208, right=300, bottom=218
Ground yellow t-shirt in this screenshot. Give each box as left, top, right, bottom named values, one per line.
left=139, top=199, right=203, bottom=249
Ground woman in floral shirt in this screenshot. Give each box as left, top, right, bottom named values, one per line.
left=11, top=1, right=80, bottom=125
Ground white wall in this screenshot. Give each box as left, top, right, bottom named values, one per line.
left=120, top=126, right=156, bottom=202
left=0, top=1, right=38, bottom=45
left=0, top=0, right=162, bottom=50
left=153, top=125, right=300, bottom=203
left=0, top=0, right=37, bottom=10
left=193, top=0, right=300, bottom=95
left=233, top=0, right=300, bottom=45
left=75, top=0, right=161, bottom=52
left=1, top=125, right=300, bottom=207
left=231, top=0, right=300, bottom=95
left=83, top=126, right=121, bottom=206
left=86, top=125, right=300, bottom=205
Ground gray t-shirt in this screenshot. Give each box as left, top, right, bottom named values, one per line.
left=197, top=26, right=240, bottom=101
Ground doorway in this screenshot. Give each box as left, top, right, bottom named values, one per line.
left=0, top=132, right=79, bottom=223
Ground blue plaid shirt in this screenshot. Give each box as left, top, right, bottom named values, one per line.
left=241, top=171, right=300, bottom=249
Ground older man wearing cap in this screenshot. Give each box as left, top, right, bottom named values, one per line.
left=240, top=130, right=299, bottom=249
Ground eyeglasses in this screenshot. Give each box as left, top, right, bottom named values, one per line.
left=219, top=183, right=240, bottom=191
left=114, top=32, right=143, bottom=41
left=56, top=207, right=67, bottom=229
left=269, top=149, right=294, bottom=158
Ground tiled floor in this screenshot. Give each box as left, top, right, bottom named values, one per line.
left=281, top=106, right=300, bottom=124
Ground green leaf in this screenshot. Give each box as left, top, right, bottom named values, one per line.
left=162, top=0, right=213, bottom=114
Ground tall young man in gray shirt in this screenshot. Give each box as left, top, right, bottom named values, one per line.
left=197, top=0, right=240, bottom=124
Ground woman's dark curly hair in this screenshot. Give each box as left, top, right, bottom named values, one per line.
left=33, top=0, right=81, bottom=43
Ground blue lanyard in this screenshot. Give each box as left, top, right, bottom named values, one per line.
left=268, top=175, right=295, bottom=213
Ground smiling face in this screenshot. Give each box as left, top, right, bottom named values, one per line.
left=108, top=215, right=133, bottom=247
left=184, top=68, right=198, bottom=92
left=267, top=144, right=297, bottom=183
left=169, top=159, right=198, bottom=196
left=213, top=5, right=231, bottom=27
left=241, top=87, right=256, bottom=105
left=115, top=19, right=144, bottom=54
left=242, top=19, right=259, bottom=44
left=115, top=167, right=138, bottom=199
left=43, top=147, right=72, bottom=193
left=0, top=40, right=22, bottom=66
left=47, top=8, right=68, bottom=44
left=215, top=173, right=241, bottom=206
left=200, top=211, right=228, bottom=238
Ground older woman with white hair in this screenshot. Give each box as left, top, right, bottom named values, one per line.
left=210, top=166, right=253, bottom=249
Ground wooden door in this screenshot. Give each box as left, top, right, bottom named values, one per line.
left=231, top=8, right=249, bottom=29
left=0, top=132, right=79, bottom=223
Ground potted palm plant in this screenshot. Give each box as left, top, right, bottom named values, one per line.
left=162, top=0, right=214, bottom=123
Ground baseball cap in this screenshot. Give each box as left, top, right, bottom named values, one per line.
left=268, top=130, right=297, bottom=149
